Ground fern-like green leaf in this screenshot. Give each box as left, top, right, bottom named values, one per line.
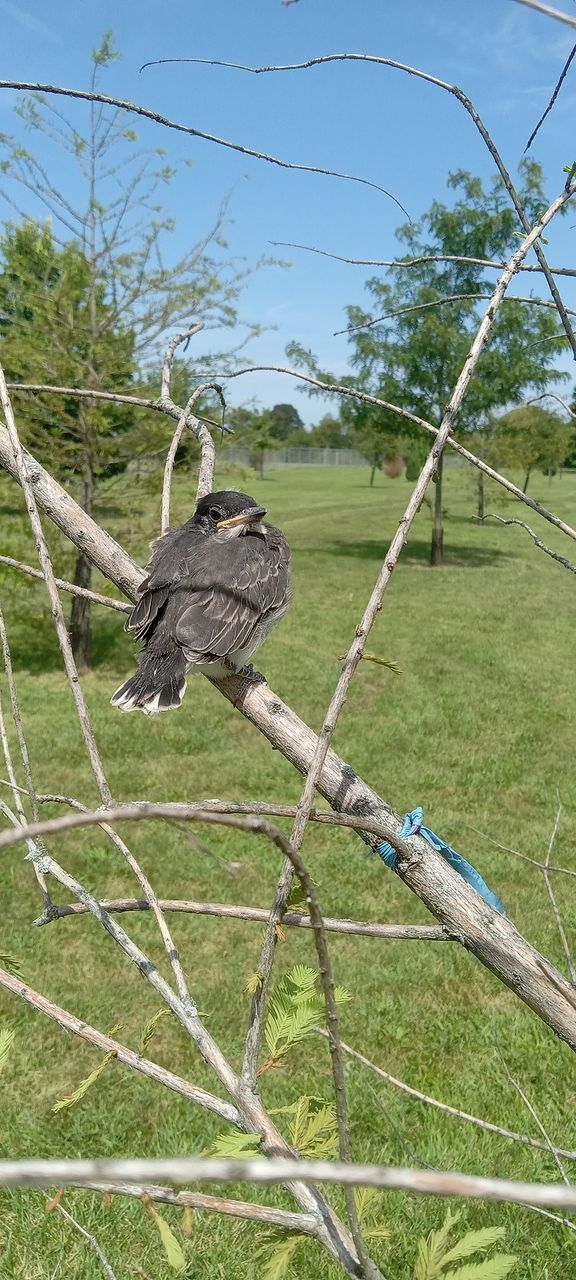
left=244, top=970, right=263, bottom=996
left=334, top=985, right=353, bottom=1005
left=52, top=1051, right=115, bottom=1113
left=290, top=1097, right=338, bottom=1158
left=0, top=1027, right=15, bottom=1075
left=138, top=1008, right=169, bottom=1056
left=440, top=1228, right=506, bottom=1268
left=443, top=1256, right=517, bottom=1280
left=0, top=952, right=22, bottom=978
left=286, top=964, right=317, bottom=992
left=255, top=1230, right=303, bottom=1280
left=414, top=1210, right=461, bottom=1280
left=204, top=1130, right=262, bottom=1158
left=150, top=1206, right=186, bottom=1271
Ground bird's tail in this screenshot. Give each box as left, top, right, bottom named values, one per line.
left=111, top=648, right=187, bottom=714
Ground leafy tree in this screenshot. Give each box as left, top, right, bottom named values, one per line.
left=292, top=162, right=566, bottom=561
left=267, top=403, right=305, bottom=440
left=493, top=405, right=574, bottom=492
left=0, top=32, right=264, bottom=666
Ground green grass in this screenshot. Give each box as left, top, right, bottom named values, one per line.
left=1, top=461, right=575, bottom=1278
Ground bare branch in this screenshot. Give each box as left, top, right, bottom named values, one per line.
left=494, top=1043, right=570, bottom=1185
left=161, top=382, right=226, bottom=530
left=181, top=52, right=576, bottom=354
left=161, top=324, right=204, bottom=400
left=72, top=1181, right=317, bottom=1233
left=0, top=79, right=410, bottom=211
left=34, top=895, right=448, bottom=941
left=6, top=381, right=226, bottom=431
left=318, top=1030, right=576, bottom=1162
left=0, top=367, right=112, bottom=802
left=478, top=515, right=576, bottom=575
left=336, top=290, right=576, bottom=337
left=270, top=240, right=576, bottom=278
left=196, top=364, right=576, bottom=547
left=0, top=963, right=239, bottom=1124
left=4, top=1154, right=576, bottom=1212
left=46, top=1198, right=118, bottom=1280
left=524, top=40, right=576, bottom=152
left=529, top=392, right=576, bottom=419
left=0, top=555, right=130, bottom=612
left=512, top=0, right=576, bottom=30
left=542, top=804, right=576, bottom=984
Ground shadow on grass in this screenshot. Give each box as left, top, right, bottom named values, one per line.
left=4, top=611, right=126, bottom=674
left=313, top=538, right=513, bottom=568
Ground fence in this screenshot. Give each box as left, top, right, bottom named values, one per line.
left=223, top=445, right=369, bottom=468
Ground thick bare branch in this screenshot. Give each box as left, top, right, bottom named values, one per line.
left=73, top=1181, right=318, bottom=1233
left=512, top=0, right=576, bottom=30
left=4, top=1155, right=576, bottom=1212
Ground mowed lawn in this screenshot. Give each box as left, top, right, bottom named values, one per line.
left=0, top=461, right=575, bottom=1278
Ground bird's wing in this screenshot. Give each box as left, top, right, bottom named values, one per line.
left=173, top=527, right=290, bottom=662
left=126, top=525, right=204, bottom=640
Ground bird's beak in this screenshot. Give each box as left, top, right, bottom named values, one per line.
left=217, top=506, right=267, bottom=528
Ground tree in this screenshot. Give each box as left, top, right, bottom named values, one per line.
left=0, top=33, right=263, bottom=667
left=334, top=163, right=567, bottom=562
left=493, top=405, right=574, bottom=492
left=267, top=402, right=305, bottom=440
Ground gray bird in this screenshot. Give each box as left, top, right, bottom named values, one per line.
left=111, top=490, right=291, bottom=714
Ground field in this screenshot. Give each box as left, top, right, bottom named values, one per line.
left=0, top=460, right=575, bottom=1279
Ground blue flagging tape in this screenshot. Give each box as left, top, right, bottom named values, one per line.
left=375, top=806, right=505, bottom=915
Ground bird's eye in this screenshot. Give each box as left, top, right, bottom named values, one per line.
left=209, top=507, right=222, bottom=522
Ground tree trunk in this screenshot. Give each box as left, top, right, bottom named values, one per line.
left=70, top=443, right=94, bottom=671
left=369, top=463, right=377, bottom=487
left=523, top=466, right=531, bottom=494
left=477, top=469, right=484, bottom=521
left=430, top=454, right=444, bottom=566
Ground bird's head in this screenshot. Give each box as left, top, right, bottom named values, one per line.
left=194, top=490, right=267, bottom=538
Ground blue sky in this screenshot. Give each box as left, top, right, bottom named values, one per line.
left=2, top=0, right=575, bottom=423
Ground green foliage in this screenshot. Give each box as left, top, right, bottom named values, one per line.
left=145, top=1201, right=186, bottom=1272
left=493, top=405, right=574, bottom=491
left=273, top=1094, right=339, bottom=1158
left=0, top=952, right=22, bottom=978
left=263, top=965, right=351, bottom=1071
left=413, top=1210, right=516, bottom=1280
left=354, top=1187, right=390, bottom=1241
left=254, top=1229, right=304, bottom=1280
left=138, top=1007, right=169, bottom=1057
left=51, top=1049, right=115, bottom=1113
left=0, top=1026, right=15, bottom=1075
left=204, top=1130, right=262, bottom=1158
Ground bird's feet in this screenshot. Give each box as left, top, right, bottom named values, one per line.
left=224, top=660, right=267, bottom=705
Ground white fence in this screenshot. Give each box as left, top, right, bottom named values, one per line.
left=224, top=445, right=369, bottom=468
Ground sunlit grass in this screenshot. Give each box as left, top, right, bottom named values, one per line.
left=0, top=461, right=575, bottom=1277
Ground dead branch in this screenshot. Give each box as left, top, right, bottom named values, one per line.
left=0, top=555, right=130, bottom=612
left=4, top=1154, right=576, bottom=1212
left=72, top=1182, right=318, bottom=1233
left=512, top=0, right=576, bottom=30
left=478, top=515, right=576, bottom=575
left=542, top=804, right=576, bottom=984
left=336, top=290, right=576, bottom=337
left=317, top=1030, right=576, bottom=1162
left=270, top=240, right=576, bottom=278
left=0, top=79, right=409, bottom=211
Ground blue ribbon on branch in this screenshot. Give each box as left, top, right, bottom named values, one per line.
left=375, top=806, right=505, bottom=915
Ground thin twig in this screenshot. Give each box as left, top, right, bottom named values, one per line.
left=0, top=611, right=51, bottom=907
left=529, top=392, right=576, bottom=419
left=494, top=1043, right=570, bottom=1185
left=461, top=820, right=576, bottom=878
left=33, top=895, right=448, bottom=941
left=0, top=555, right=130, bottom=611
left=512, top=0, right=576, bottom=30
left=335, top=290, right=576, bottom=337
left=543, top=803, right=576, bottom=984
left=269, top=240, right=576, bottom=278
left=70, top=1182, right=317, bottom=1233
left=6, top=381, right=226, bottom=432
left=0, top=366, right=112, bottom=802
left=161, top=382, right=225, bottom=531
left=316, top=1030, right=576, bottom=1162
left=478, top=514, right=576, bottom=575
left=48, top=1198, right=118, bottom=1280
left=198, top=363, right=576, bottom=547
left=183, top=53, right=576, bottom=355
left=524, top=40, right=576, bottom=152
left=161, top=324, right=204, bottom=399
left=0, top=963, right=238, bottom=1122
left=0, top=80, right=409, bottom=211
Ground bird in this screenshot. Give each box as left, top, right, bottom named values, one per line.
left=111, top=489, right=291, bottom=714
